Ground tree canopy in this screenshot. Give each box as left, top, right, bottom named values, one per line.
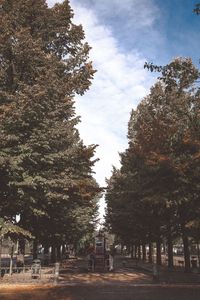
left=105, top=58, right=200, bottom=271
left=0, top=0, right=100, bottom=257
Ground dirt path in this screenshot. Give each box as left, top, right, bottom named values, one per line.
left=0, top=257, right=200, bottom=299
left=1, top=284, right=200, bottom=300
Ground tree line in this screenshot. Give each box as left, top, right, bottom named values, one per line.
left=0, top=0, right=100, bottom=261
left=105, top=58, right=200, bottom=271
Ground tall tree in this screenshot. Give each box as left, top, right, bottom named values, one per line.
left=106, top=58, right=200, bottom=271
left=0, top=0, right=99, bottom=253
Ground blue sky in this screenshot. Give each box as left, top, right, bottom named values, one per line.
left=66, top=0, right=200, bottom=63
left=47, top=0, right=200, bottom=219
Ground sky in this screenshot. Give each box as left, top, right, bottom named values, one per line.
left=47, top=0, right=200, bottom=220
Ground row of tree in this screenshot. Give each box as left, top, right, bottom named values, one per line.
left=0, top=0, right=100, bottom=260
left=105, top=58, right=200, bottom=271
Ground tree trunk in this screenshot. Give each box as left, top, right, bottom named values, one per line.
left=197, top=241, right=200, bottom=268
left=0, top=238, right=2, bottom=275
left=148, top=241, right=153, bottom=263
left=167, top=232, right=173, bottom=269
left=182, top=227, right=191, bottom=272
left=57, top=245, right=61, bottom=261
left=9, top=245, right=14, bottom=275
left=138, top=244, right=141, bottom=260
left=19, top=239, right=25, bottom=255
left=33, top=239, right=38, bottom=259
left=120, top=244, right=124, bottom=255
left=133, top=245, right=137, bottom=259
left=43, top=243, right=49, bottom=266
left=51, top=245, right=56, bottom=263
left=156, top=239, right=162, bottom=265
left=142, top=244, right=146, bottom=261
left=62, top=244, right=66, bottom=257
left=44, top=244, right=49, bottom=255
left=130, top=245, right=134, bottom=259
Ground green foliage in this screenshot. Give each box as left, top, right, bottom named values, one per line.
left=106, top=58, right=200, bottom=257
left=0, top=0, right=99, bottom=249
left=193, top=3, right=200, bottom=15
left=0, top=218, right=33, bottom=239
left=144, top=58, right=199, bottom=92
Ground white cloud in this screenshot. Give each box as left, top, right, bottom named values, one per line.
left=70, top=1, right=155, bottom=179
left=47, top=0, right=157, bottom=219
left=69, top=1, right=158, bottom=219
left=71, top=0, right=160, bottom=29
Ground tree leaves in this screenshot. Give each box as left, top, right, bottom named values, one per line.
left=0, top=218, right=33, bottom=240
left=106, top=58, right=200, bottom=249
left=0, top=0, right=99, bottom=248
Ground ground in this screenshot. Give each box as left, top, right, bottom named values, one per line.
left=0, top=256, right=200, bottom=299
left=1, top=284, right=200, bottom=300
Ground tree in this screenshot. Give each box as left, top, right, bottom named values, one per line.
left=143, top=58, right=200, bottom=270
left=106, top=58, right=200, bottom=271
left=193, top=3, right=200, bottom=15
left=0, top=0, right=99, bottom=257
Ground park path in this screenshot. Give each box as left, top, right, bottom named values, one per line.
left=53, top=255, right=152, bottom=285
left=1, top=255, right=200, bottom=286
left=0, top=256, right=200, bottom=300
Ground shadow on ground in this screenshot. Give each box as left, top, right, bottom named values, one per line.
left=1, top=284, right=200, bottom=300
